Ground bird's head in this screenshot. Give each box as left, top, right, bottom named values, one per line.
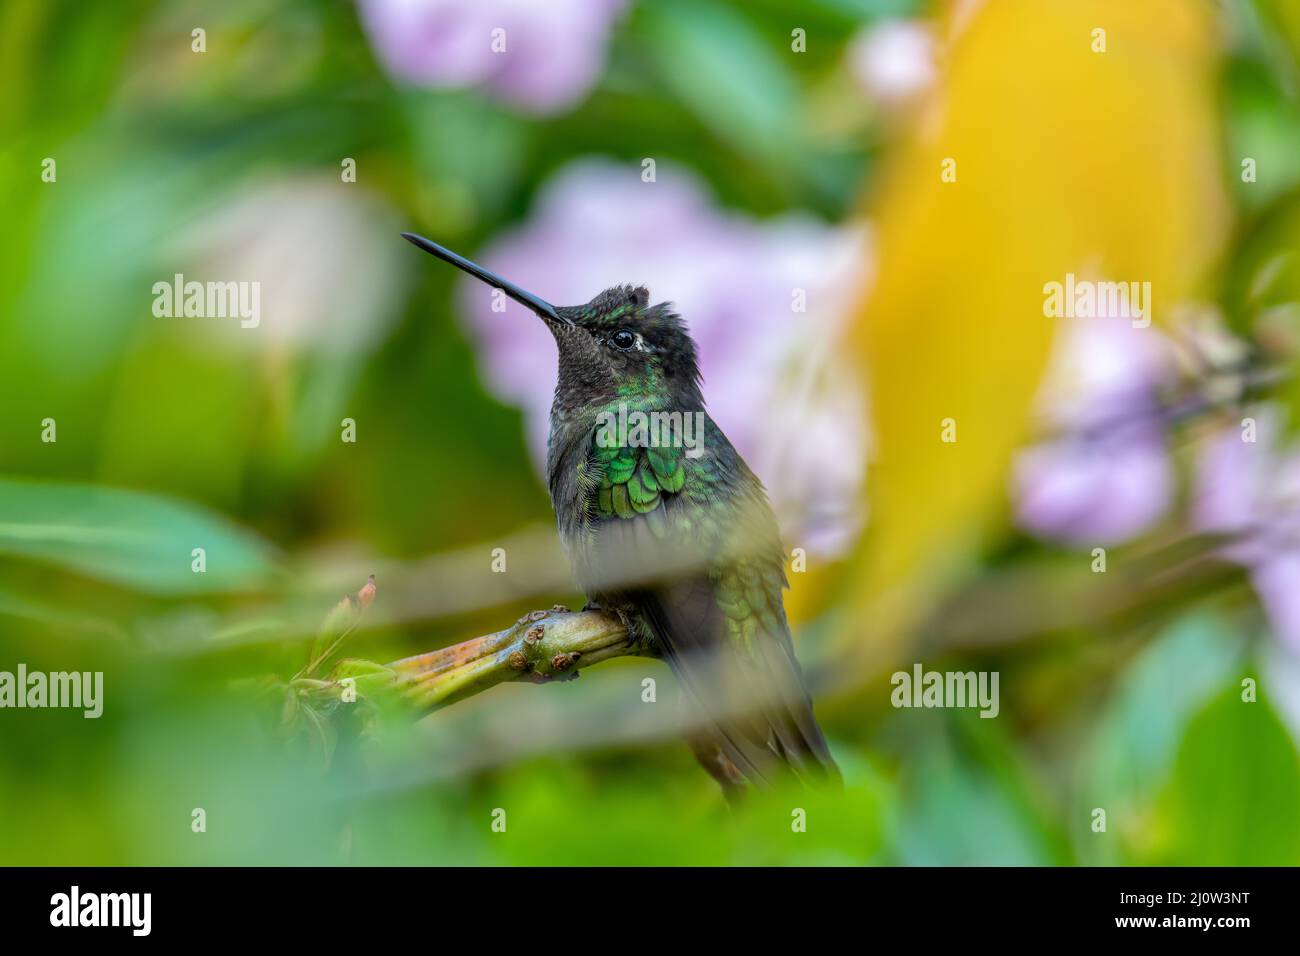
left=402, top=233, right=702, bottom=413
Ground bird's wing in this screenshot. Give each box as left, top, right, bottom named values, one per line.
left=582, top=428, right=838, bottom=786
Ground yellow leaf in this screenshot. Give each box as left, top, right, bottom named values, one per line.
left=839, top=0, right=1228, bottom=653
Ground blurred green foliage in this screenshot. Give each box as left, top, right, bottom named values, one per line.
left=0, top=0, right=1298, bottom=865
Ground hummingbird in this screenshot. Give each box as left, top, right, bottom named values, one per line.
left=402, top=232, right=839, bottom=796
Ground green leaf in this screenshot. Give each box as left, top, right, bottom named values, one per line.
left=640, top=0, right=799, bottom=174
left=1080, top=613, right=1241, bottom=864
left=331, top=659, right=397, bottom=695
left=0, top=585, right=125, bottom=640
left=0, top=477, right=276, bottom=595
left=893, top=711, right=1067, bottom=865
left=1153, top=683, right=1300, bottom=865
left=1254, top=0, right=1300, bottom=72
left=1217, top=191, right=1300, bottom=432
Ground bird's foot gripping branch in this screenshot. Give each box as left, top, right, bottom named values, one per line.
left=387, top=605, right=646, bottom=712
left=287, top=580, right=647, bottom=726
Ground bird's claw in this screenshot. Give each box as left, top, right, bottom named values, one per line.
left=580, top=601, right=635, bottom=644
left=613, top=607, right=637, bottom=646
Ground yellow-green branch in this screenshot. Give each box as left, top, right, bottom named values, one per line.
left=386, top=607, right=645, bottom=713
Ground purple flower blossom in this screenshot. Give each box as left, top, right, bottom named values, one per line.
left=456, top=159, right=868, bottom=555
left=359, top=0, right=627, bottom=114
left=1195, top=407, right=1300, bottom=650
left=1012, top=315, right=1174, bottom=545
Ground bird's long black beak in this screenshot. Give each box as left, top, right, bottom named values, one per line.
left=400, top=232, right=570, bottom=325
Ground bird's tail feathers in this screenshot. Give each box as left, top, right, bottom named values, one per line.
left=634, top=586, right=840, bottom=788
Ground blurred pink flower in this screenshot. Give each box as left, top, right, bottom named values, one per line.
left=1015, top=433, right=1171, bottom=544
left=456, top=159, right=869, bottom=555
left=847, top=19, right=936, bottom=107
left=1195, top=408, right=1300, bottom=650
left=1012, top=315, right=1174, bottom=544
left=358, top=0, right=627, bottom=114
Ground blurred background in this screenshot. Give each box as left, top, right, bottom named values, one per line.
left=1, top=0, right=1299, bottom=865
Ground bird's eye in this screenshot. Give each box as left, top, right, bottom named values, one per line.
left=610, top=329, right=636, bottom=351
